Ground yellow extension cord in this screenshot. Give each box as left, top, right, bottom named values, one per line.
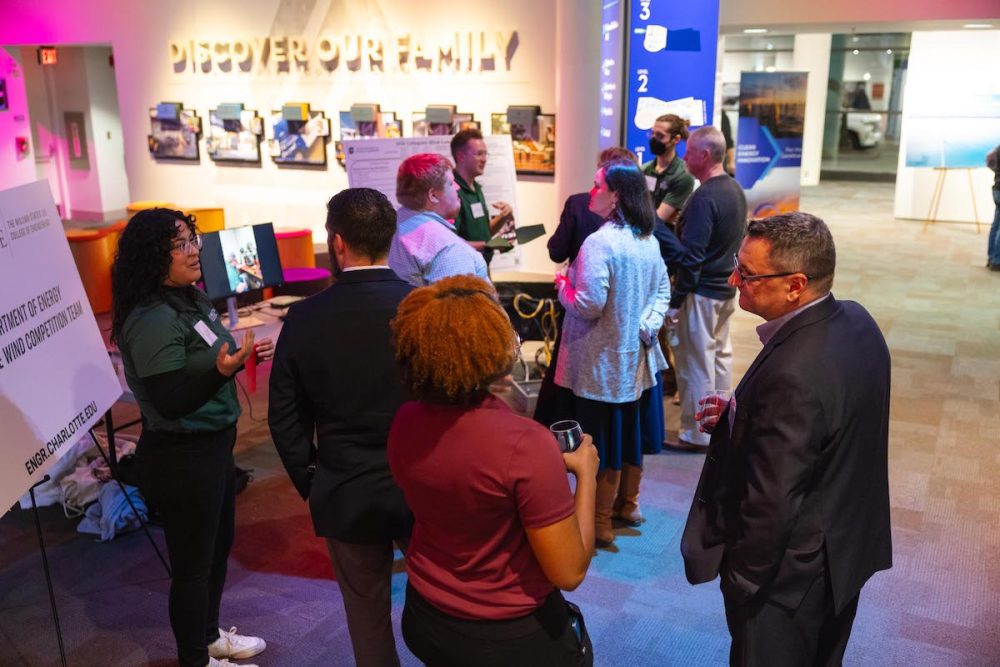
left=512, top=293, right=560, bottom=370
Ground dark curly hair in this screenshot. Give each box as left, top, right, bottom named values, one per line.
left=110, top=208, right=197, bottom=345
left=391, top=275, right=516, bottom=406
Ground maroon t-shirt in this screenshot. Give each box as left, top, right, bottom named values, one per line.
left=387, top=395, right=576, bottom=620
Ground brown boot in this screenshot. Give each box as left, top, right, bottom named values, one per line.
left=614, top=463, right=643, bottom=527
left=595, top=469, right=621, bottom=548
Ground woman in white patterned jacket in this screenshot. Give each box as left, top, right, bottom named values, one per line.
left=553, top=158, right=670, bottom=548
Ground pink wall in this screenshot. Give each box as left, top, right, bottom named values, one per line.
left=0, top=48, right=37, bottom=190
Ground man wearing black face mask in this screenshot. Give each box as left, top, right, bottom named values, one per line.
left=642, top=114, right=696, bottom=227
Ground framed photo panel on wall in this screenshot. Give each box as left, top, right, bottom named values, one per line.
left=148, top=102, right=202, bottom=161
left=492, top=106, right=555, bottom=175
left=207, top=103, right=263, bottom=164
left=268, top=104, right=330, bottom=166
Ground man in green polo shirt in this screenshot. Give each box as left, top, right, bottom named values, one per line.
left=450, top=128, right=514, bottom=264
left=643, top=113, right=696, bottom=227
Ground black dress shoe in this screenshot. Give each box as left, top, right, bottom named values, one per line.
left=663, top=439, right=709, bottom=453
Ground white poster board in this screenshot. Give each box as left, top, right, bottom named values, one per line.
left=343, top=134, right=522, bottom=272
left=0, top=181, right=122, bottom=515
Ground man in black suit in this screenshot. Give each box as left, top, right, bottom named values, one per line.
left=681, top=212, right=892, bottom=666
left=269, top=187, right=413, bottom=667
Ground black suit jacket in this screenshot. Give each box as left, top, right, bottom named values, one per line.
left=547, top=192, right=605, bottom=264
left=268, top=268, right=414, bottom=543
left=681, top=295, right=892, bottom=613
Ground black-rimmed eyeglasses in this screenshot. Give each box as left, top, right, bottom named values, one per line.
left=732, top=253, right=811, bottom=284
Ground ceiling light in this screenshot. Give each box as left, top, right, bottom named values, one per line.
left=766, top=43, right=773, bottom=50
left=852, top=49, right=859, bottom=55
left=863, top=72, right=871, bottom=81
left=765, top=66, right=776, bottom=72
left=886, top=49, right=893, bottom=54
left=743, top=28, right=768, bottom=34
left=852, top=36, right=860, bottom=42
left=963, top=23, right=992, bottom=29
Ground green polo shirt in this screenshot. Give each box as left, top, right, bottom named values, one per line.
left=642, top=156, right=695, bottom=215
left=453, top=170, right=494, bottom=263
left=120, top=288, right=240, bottom=432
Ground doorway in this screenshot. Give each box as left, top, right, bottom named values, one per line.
left=1, top=44, right=129, bottom=222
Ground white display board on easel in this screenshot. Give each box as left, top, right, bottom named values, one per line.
left=0, top=180, right=122, bottom=515
left=343, top=134, right=523, bottom=272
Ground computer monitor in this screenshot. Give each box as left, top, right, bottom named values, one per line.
left=199, top=222, right=283, bottom=329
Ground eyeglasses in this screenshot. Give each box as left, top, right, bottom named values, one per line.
left=171, top=234, right=202, bottom=254
left=732, top=253, right=811, bottom=284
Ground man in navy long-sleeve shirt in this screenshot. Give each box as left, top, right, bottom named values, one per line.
left=655, top=126, right=746, bottom=450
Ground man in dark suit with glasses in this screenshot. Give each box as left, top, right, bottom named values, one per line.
left=681, top=212, right=892, bottom=666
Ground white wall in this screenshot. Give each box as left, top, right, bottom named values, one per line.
left=0, top=0, right=564, bottom=273
left=18, top=47, right=112, bottom=221
left=720, top=50, right=795, bottom=82
left=0, top=48, right=36, bottom=189
left=85, top=47, right=128, bottom=218
left=49, top=48, right=104, bottom=218
left=894, top=30, right=998, bottom=225
left=793, top=34, right=832, bottom=186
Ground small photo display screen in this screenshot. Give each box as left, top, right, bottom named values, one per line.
left=200, top=223, right=283, bottom=300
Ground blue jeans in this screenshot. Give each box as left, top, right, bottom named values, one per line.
left=989, top=188, right=1000, bottom=266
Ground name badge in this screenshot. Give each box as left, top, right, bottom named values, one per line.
left=193, top=320, right=218, bottom=347
left=645, top=175, right=657, bottom=192
left=471, top=201, right=485, bottom=218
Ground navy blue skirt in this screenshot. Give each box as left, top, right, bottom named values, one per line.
left=536, top=373, right=664, bottom=470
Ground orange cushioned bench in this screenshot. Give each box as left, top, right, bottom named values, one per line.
left=66, top=227, right=115, bottom=314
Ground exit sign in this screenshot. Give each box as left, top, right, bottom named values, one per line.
left=37, top=47, right=58, bottom=66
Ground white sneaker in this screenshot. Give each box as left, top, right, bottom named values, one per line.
left=207, top=657, right=258, bottom=667
left=208, top=626, right=266, bottom=660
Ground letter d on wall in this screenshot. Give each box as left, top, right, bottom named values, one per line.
left=169, top=41, right=188, bottom=73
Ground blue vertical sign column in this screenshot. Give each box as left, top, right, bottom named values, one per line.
left=598, top=1, right=626, bottom=149
left=623, top=0, right=720, bottom=164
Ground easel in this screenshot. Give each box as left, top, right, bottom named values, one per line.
left=24, top=423, right=171, bottom=667
left=924, top=167, right=982, bottom=233
left=90, top=422, right=172, bottom=577
left=27, top=476, right=68, bottom=667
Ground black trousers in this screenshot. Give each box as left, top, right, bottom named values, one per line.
left=402, top=583, right=592, bottom=667
left=325, top=538, right=408, bottom=667
left=723, top=569, right=860, bottom=667
left=137, top=426, right=237, bottom=667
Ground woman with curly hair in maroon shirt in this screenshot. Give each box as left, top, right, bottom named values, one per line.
left=387, top=275, right=598, bottom=666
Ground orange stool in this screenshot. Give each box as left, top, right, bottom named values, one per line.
left=66, top=227, right=115, bottom=314
left=183, top=207, right=225, bottom=232
left=275, top=228, right=316, bottom=268
left=126, top=200, right=176, bottom=220
left=102, top=219, right=128, bottom=255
